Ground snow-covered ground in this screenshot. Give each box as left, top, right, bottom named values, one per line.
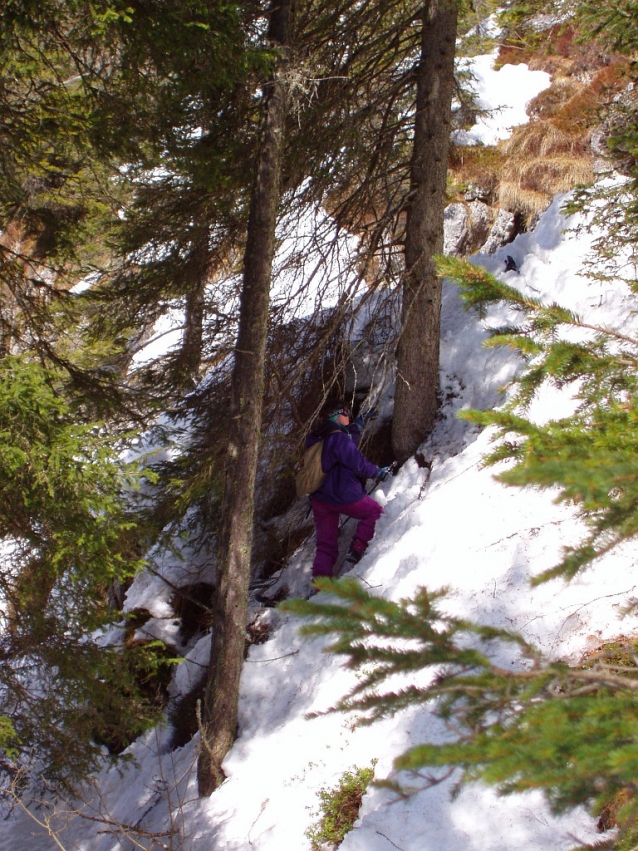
left=5, top=50, right=635, bottom=851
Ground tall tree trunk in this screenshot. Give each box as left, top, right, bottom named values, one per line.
left=173, top=270, right=206, bottom=390
left=197, top=0, right=293, bottom=797
left=181, top=281, right=205, bottom=384
left=392, top=0, right=458, bottom=464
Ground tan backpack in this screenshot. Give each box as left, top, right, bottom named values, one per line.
left=295, top=440, right=326, bottom=498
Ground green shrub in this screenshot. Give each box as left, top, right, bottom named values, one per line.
left=0, top=356, right=156, bottom=791
left=306, top=762, right=376, bottom=849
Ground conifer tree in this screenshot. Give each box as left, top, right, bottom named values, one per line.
left=197, top=0, right=295, bottom=797
left=0, top=355, right=162, bottom=791
left=0, top=0, right=259, bottom=408
left=437, top=254, right=638, bottom=582
left=0, top=1, right=257, bottom=795
left=566, top=0, right=638, bottom=285
left=79, top=0, right=262, bottom=400
left=392, top=0, right=460, bottom=464
left=0, top=2, right=118, bottom=364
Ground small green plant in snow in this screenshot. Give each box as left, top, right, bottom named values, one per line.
left=306, top=762, right=376, bottom=849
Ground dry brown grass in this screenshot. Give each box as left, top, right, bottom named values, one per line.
left=490, top=56, right=629, bottom=221
left=449, top=103, right=595, bottom=222
left=470, top=22, right=634, bottom=223
left=447, top=145, right=504, bottom=203
left=497, top=184, right=549, bottom=219
left=499, top=156, right=594, bottom=219
left=501, top=120, right=590, bottom=159
left=527, top=78, right=586, bottom=121
left=596, top=788, right=635, bottom=833
left=516, top=155, right=593, bottom=191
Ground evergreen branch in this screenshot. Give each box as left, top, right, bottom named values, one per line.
left=437, top=255, right=638, bottom=348
left=287, top=579, right=638, bottom=831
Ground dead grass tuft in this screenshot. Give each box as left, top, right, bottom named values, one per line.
left=503, top=154, right=594, bottom=193
left=501, top=120, right=590, bottom=159
left=499, top=156, right=593, bottom=220
left=527, top=78, right=584, bottom=121
left=498, top=183, right=550, bottom=220
left=597, top=788, right=635, bottom=833
left=579, top=637, right=638, bottom=837
left=447, top=145, right=504, bottom=203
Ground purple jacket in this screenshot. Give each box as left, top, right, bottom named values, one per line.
left=306, top=422, right=378, bottom=505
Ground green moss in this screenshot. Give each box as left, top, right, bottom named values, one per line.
left=581, top=638, right=638, bottom=676
left=306, top=762, right=376, bottom=849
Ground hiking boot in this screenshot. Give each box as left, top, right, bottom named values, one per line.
left=344, top=549, right=362, bottom=566
left=345, top=538, right=366, bottom=566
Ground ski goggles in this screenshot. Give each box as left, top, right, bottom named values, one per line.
left=330, top=405, right=351, bottom=419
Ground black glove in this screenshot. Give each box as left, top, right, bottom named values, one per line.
left=354, top=409, right=378, bottom=431
left=375, top=465, right=391, bottom=482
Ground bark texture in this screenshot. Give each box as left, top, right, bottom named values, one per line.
left=197, top=0, right=293, bottom=797
left=173, top=273, right=206, bottom=390
left=392, top=0, right=458, bottom=464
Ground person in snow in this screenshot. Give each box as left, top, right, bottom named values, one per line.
left=504, top=254, right=519, bottom=273
left=307, top=403, right=390, bottom=581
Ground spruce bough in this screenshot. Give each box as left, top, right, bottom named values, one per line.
left=437, top=254, right=638, bottom=584
left=284, top=580, right=638, bottom=841
left=0, top=357, right=162, bottom=792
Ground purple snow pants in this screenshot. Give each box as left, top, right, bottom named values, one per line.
left=311, top=495, right=383, bottom=578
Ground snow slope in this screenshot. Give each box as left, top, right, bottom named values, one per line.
left=5, top=58, right=638, bottom=851
left=6, top=191, right=638, bottom=851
